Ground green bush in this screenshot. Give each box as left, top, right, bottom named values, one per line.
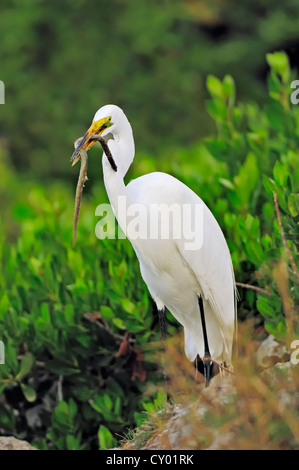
left=0, top=177, right=163, bottom=449
left=0, top=52, right=298, bottom=449
left=201, top=52, right=298, bottom=337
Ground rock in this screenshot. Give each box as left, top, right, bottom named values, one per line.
left=0, top=436, right=36, bottom=450
left=261, top=360, right=299, bottom=408
left=138, top=376, right=236, bottom=450
left=206, top=432, right=235, bottom=450
left=257, top=335, right=289, bottom=368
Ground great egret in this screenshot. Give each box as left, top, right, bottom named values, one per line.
left=71, top=104, right=236, bottom=387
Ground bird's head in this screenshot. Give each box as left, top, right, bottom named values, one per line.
left=70, top=104, right=123, bottom=166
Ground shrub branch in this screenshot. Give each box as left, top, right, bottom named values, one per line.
left=235, top=282, right=270, bottom=297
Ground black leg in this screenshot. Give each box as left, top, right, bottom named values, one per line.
left=158, top=307, right=167, bottom=346
left=198, top=296, right=212, bottom=387
left=157, top=307, right=168, bottom=383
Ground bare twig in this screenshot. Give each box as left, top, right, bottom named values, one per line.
left=235, top=282, right=271, bottom=297
left=273, top=192, right=299, bottom=280
left=212, top=359, right=235, bottom=376
left=273, top=259, right=294, bottom=335
left=84, top=312, right=127, bottom=342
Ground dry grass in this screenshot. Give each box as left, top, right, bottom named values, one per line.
left=122, top=255, right=299, bottom=450
left=123, top=320, right=299, bottom=450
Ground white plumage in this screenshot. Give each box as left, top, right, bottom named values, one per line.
left=75, top=104, right=236, bottom=381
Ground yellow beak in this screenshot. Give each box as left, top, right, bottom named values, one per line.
left=70, top=116, right=112, bottom=166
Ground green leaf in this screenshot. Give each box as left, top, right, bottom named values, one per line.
left=244, top=240, right=265, bottom=264
left=0, top=404, right=16, bottom=431
left=16, top=353, right=35, bottom=380
left=0, top=293, right=10, bottom=318
left=273, top=161, right=288, bottom=188
left=233, top=107, right=243, bottom=127
left=66, top=434, right=80, bottom=450
left=68, top=398, right=78, bottom=419
left=206, top=75, right=224, bottom=98
left=100, top=305, right=114, bottom=319
left=223, top=75, right=235, bottom=104
left=266, top=52, right=290, bottom=83
left=114, top=396, right=122, bottom=416
left=288, top=193, right=299, bottom=217
left=103, top=393, right=113, bottom=411
left=53, top=401, right=70, bottom=426
left=234, top=152, right=258, bottom=208
left=21, top=383, right=37, bottom=402
left=41, top=303, right=51, bottom=323
left=268, top=70, right=283, bottom=99
left=98, top=425, right=115, bottom=450
left=12, top=203, right=35, bottom=221
left=206, top=99, right=227, bottom=122
left=112, top=317, right=125, bottom=329
left=262, top=175, right=276, bottom=195
left=64, top=304, right=75, bottom=323
left=47, top=357, right=79, bottom=375
left=244, top=214, right=260, bottom=240
left=134, top=411, right=147, bottom=427
left=219, top=178, right=235, bottom=190
left=256, top=295, right=274, bottom=318
left=121, top=298, right=135, bottom=314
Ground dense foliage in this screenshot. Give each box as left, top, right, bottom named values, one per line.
left=1, top=0, right=299, bottom=178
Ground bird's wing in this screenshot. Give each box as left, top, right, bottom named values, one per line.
left=127, top=172, right=236, bottom=360
left=176, top=201, right=236, bottom=362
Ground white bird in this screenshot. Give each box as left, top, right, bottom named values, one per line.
left=71, top=104, right=236, bottom=386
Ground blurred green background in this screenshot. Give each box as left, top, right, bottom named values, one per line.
left=0, top=0, right=298, bottom=450
left=1, top=0, right=299, bottom=178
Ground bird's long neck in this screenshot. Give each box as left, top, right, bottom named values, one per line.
left=102, top=123, right=135, bottom=233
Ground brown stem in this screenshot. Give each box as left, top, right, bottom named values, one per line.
left=235, top=282, right=270, bottom=297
